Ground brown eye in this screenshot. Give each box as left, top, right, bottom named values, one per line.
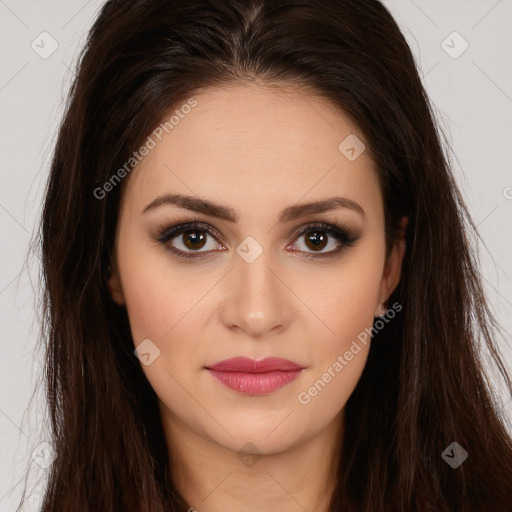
left=288, top=222, right=359, bottom=258
left=181, top=229, right=208, bottom=250
left=166, top=227, right=220, bottom=255
left=155, top=221, right=224, bottom=259
left=303, top=230, right=329, bottom=252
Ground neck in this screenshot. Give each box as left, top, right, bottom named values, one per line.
left=160, top=405, right=344, bottom=512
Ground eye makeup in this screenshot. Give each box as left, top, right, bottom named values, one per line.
left=151, top=216, right=360, bottom=261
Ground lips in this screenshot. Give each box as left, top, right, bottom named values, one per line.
left=205, top=357, right=305, bottom=395
left=206, top=356, right=305, bottom=373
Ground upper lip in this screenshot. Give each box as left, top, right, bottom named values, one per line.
left=206, top=356, right=305, bottom=373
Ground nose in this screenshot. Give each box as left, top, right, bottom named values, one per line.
left=219, top=247, right=291, bottom=338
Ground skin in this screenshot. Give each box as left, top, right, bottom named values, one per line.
left=108, top=83, right=407, bottom=512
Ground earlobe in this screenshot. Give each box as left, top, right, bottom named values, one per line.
left=107, top=265, right=125, bottom=305
left=378, top=216, right=408, bottom=307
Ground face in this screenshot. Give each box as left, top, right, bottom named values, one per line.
left=108, top=83, right=406, bottom=456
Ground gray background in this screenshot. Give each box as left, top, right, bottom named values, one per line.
left=1, top=1, right=511, bottom=510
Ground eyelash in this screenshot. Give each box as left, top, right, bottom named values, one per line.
left=154, top=217, right=359, bottom=260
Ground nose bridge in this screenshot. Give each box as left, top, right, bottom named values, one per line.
left=222, top=240, right=289, bottom=335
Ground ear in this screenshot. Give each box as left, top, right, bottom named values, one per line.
left=377, top=216, right=408, bottom=309
left=107, top=263, right=125, bottom=305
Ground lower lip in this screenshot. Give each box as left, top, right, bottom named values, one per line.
left=207, top=369, right=303, bottom=395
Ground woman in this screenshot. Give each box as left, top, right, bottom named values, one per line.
left=22, top=0, right=512, bottom=510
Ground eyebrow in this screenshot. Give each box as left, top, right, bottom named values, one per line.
left=143, top=193, right=366, bottom=222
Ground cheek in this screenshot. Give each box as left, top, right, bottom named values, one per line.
left=118, top=221, right=208, bottom=378
left=303, top=239, right=384, bottom=347
left=116, top=240, right=214, bottom=420
left=295, top=241, right=384, bottom=410
left=118, top=239, right=210, bottom=362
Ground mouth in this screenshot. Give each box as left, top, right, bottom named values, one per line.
left=205, top=356, right=306, bottom=396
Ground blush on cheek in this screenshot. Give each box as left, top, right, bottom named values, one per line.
left=123, top=285, right=167, bottom=344
left=319, top=282, right=381, bottom=342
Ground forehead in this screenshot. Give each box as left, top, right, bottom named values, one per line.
left=122, top=83, right=383, bottom=223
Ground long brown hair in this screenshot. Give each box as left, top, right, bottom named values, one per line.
left=20, top=0, right=512, bottom=510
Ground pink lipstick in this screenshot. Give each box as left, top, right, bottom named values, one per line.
left=206, top=356, right=305, bottom=395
